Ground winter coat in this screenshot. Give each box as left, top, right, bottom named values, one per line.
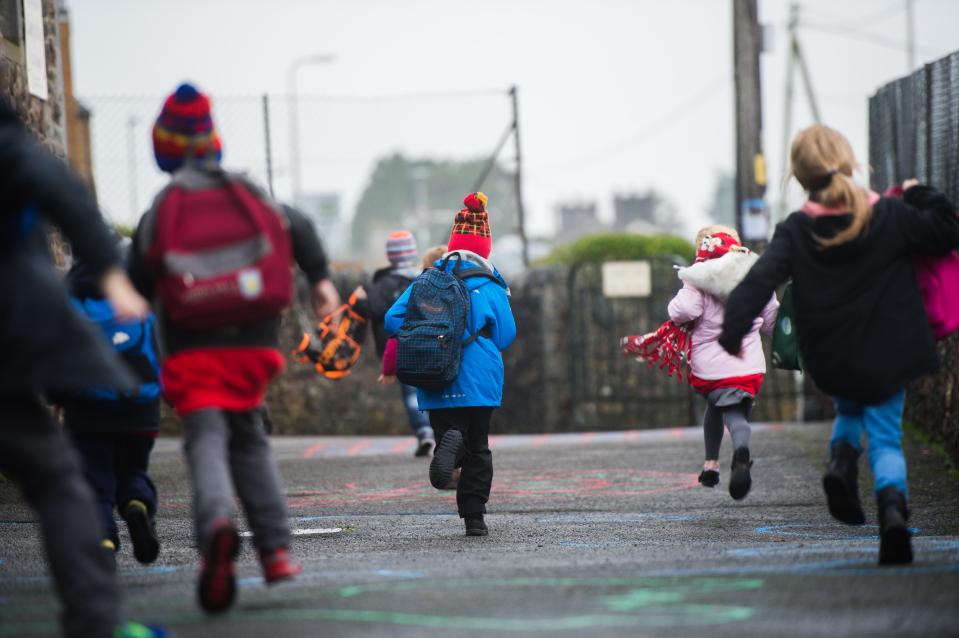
left=0, top=98, right=135, bottom=395
left=368, top=266, right=419, bottom=357
left=720, top=186, right=959, bottom=404
left=128, top=167, right=330, bottom=354
left=668, top=252, right=778, bottom=380
left=384, top=251, right=516, bottom=409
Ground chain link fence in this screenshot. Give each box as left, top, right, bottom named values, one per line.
left=869, top=51, right=959, bottom=201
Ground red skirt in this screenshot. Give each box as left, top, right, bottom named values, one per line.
left=689, top=372, right=764, bottom=397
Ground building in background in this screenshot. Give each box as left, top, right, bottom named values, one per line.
left=57, top=0, right=94, bottom=194
left=555, top=201, right=601, bottom=245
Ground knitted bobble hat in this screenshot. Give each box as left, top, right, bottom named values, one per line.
left=152, top=83, right=223, bottom=173
left=447, top=192, right=492, bottom=258
left=695, top=232, right=748, bottom=263
left=385, top=230, right=418, bottom=267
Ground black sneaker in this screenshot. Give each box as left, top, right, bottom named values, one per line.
left=877, top=486, right=913, bottom=565
left=430, top=429, right=463, bottom=489
left=122, top=500, right=160, bottom=564
left=464, top=515, right=488, bottom=537
left=822, top=441, right=866, bottom=525
left=698, top=469, right=719, bottom=488
left=728, top=447, right=753, bottom=500
left=414, top=436, right=435, bottom=458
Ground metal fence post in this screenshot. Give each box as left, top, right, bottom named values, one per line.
left=262, top=93, right=275, bottom=199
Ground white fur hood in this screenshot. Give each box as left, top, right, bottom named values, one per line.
left=676, top=251, right=758, bottom=301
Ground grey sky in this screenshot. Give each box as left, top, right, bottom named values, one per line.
left=70, top=0, right=959, bottom=243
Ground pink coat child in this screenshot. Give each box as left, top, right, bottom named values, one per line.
left=667, top=228, right=777, bottom=500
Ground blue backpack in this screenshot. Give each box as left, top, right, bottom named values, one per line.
left=396, top=253, right=502, bottom=391
left=71, top=298, right=162, bottom=403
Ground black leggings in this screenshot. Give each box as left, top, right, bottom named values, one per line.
left=703, top=403, right=751, bottom=461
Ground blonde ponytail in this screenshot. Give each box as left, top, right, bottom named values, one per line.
left=789, top=125, right=873, bottom=248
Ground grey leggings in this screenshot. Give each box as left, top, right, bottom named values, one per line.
left=182, top=407, right=291, bottom=553
left=703, top=403, right=751, bottom=460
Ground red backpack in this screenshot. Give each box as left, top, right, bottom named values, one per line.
left=148, top=174, right=293, bottom=330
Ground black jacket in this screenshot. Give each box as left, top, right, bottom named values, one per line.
left=719, top=186, right=959, bottom=404
left=128, top=168, right=330, bottom=354
left=367, top=266, right=417, bottom=357
left=0, top=98, right=135, bottom=395
left=720, top=186, right=959, bottom=404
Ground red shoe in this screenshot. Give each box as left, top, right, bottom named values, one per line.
left=260, top=547, right=301, bottom=584
left=198, top=519, right=240, bottom=614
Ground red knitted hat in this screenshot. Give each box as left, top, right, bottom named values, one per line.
left=447, top=192, right=492, bottom=258
left=696, top=232, right=747, bottom=263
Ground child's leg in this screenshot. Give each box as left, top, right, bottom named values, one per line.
left=457, top=408, right=494, bottom=518
left=182, top=408, right=237, bottom=551
left=226, top=408, right=291, bottom=553
left=70, top=433, right=121, bottom=547
left=831, top=399, right=865, bottom=451
left=115, top=434, right=158, bottom=517
left=0, top=396, right=120, bottom=638
left=399, top=383, right=433, bottom=440
left=722, top=403, right=751, bottom=451
left=702, top=403, right=724, bottom=462
left=862, top=390, right=908, bottom=496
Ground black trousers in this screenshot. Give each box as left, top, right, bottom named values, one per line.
left=428, top=407, right=493, bottom=517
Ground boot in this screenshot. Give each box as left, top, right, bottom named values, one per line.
left=464, top=514, right=488, bottom=537
left=728, top=447, right=753, bottom=500
left=260, top=547, right=302, bottom=584
left=822, top=441, right=866, bottom=525
left=122, top=499, right=160, bottom=564
left=429, top=429, right=463, bottom=489
left=877, top=486, right=913, bottom=565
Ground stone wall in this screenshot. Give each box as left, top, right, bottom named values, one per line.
left=906, top=334, right=959, bottom=463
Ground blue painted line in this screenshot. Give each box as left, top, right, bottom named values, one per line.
left=294, top=513, right=456, bottom=522
left=728, top=538, right=959, bottom=558
left=558, top=540, right=630, bottom=549
left=754, top=523, right=921, bottom=540
left=540, top=513, right=699, bottom=524
left=636, top=559, right=959, bottom=578
left=373, top=570, right=426, bottom=579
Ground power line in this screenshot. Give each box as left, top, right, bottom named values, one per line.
left=802, top=21, right=938, bottom=56
left=83, top=88, right=510, bottom=104
left=529, top=76, right=730, bottom=178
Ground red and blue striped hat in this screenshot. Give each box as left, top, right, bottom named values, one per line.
left=152, top=83, right=223, bottom=173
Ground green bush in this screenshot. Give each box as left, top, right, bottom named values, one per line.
left=540, top=233, right=695, bottom=266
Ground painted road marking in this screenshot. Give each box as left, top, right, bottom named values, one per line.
left=239, top=527, right=343, bottom=538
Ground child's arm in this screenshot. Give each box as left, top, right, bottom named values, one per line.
left=667, top=283, right=704, bottom=325
left=759, top=292, right=780, bottom=336
left=381, top=337, right=398, bottom=377
left=384, top=286, right=412, bottom=335
left=720, top=226, right=793, bottom=354
left=895, top=184, right=959, bottom=257
left=487, top=286, right=516, bottom=352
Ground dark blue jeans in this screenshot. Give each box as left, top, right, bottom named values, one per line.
left=70, top=433, right=158, bottom=547
left=400, top=382, right=433, bottom=438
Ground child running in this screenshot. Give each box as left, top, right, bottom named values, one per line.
left=128, top=83, right=340, bottom=612
left=634, top=227, right=777, bottom=499
left=385, top=193, right=516, bottom=536
left=61, top=249, right=162, bottom=564
left=368, top=231, right=436, bottom=456
left=720, top=124, right=959, bottom=564
left=0, top=96, right=164, bottom=638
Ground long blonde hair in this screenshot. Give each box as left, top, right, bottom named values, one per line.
left=789, top=124, right=871, bottom=248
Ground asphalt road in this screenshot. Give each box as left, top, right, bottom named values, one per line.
left=1, top=422, right=958, bottom=637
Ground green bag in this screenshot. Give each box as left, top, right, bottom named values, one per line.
left=771, top=281, right=802, bottom=371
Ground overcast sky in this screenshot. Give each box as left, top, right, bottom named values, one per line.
left=70, top=0, right=959, bottom=242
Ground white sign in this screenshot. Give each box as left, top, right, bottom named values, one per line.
left=24, top=0, right=48, bottom=101
left=602, top=261, right=652, bottom=298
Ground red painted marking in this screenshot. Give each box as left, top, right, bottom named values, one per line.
left=347, top=440, right=373, bottom=456
left=489, top=435, right=505, bottom=448
left=669, top=428, right=685, bottom=439
left=390, top=439, right=412, bottom=454
left=579, top=432, right=597, bottom=444
left=625, top=430, right=641, bottom=441
left=302, top=442, right=327, bottom=459
left=531, top=434, right=551, bottom=447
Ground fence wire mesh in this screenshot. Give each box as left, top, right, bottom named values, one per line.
left=870, top=51, right=959, bottom=202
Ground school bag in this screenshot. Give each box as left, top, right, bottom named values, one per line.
left=395, top=252, right=502, bottom=391
left=148, top=171, right=293, bottom=331
left=292, top=290, right=369, bottom=380
left=71, top=298, right=162, bottom=403
left=916, top=250, right=959, bottom=340
left=771, top=281, right=802, bottom=371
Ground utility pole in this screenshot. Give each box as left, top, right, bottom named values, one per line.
left=510, top=85, right=530, bottom=268
left=905, top=0, right=916, bottom=72
left=732, top=0, right=767, bottom=246
left=262, top=94, right=275, bottom=198
left=126, top=115, right=138, bottom=216
left=777, top=3, right=822, bottom=224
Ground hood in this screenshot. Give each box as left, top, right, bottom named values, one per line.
left=676, top=250, right=757, bottom=301
left=436, top=250, right=507, bottom=291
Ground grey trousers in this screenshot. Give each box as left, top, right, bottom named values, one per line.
left=0, top=395, right=120, bottom=638
left=182, top=407, right=291, bottom=553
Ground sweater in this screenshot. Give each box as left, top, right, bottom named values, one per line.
left=720, top=185, right=959, bottom=404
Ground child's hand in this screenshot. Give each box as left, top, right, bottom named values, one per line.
left=101, top=267, right=150, bottom=320
left=377, top=374, right=396, bottom=385
left=902, top=178, right=919, bottom=191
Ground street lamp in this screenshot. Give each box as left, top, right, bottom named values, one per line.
left=287, top=53, right=335, bottom=205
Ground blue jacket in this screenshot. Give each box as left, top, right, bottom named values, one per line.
left=385, top=254, right=516, bottom=409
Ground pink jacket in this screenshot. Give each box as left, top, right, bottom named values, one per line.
left=667, top=252, right=779, bottom=380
